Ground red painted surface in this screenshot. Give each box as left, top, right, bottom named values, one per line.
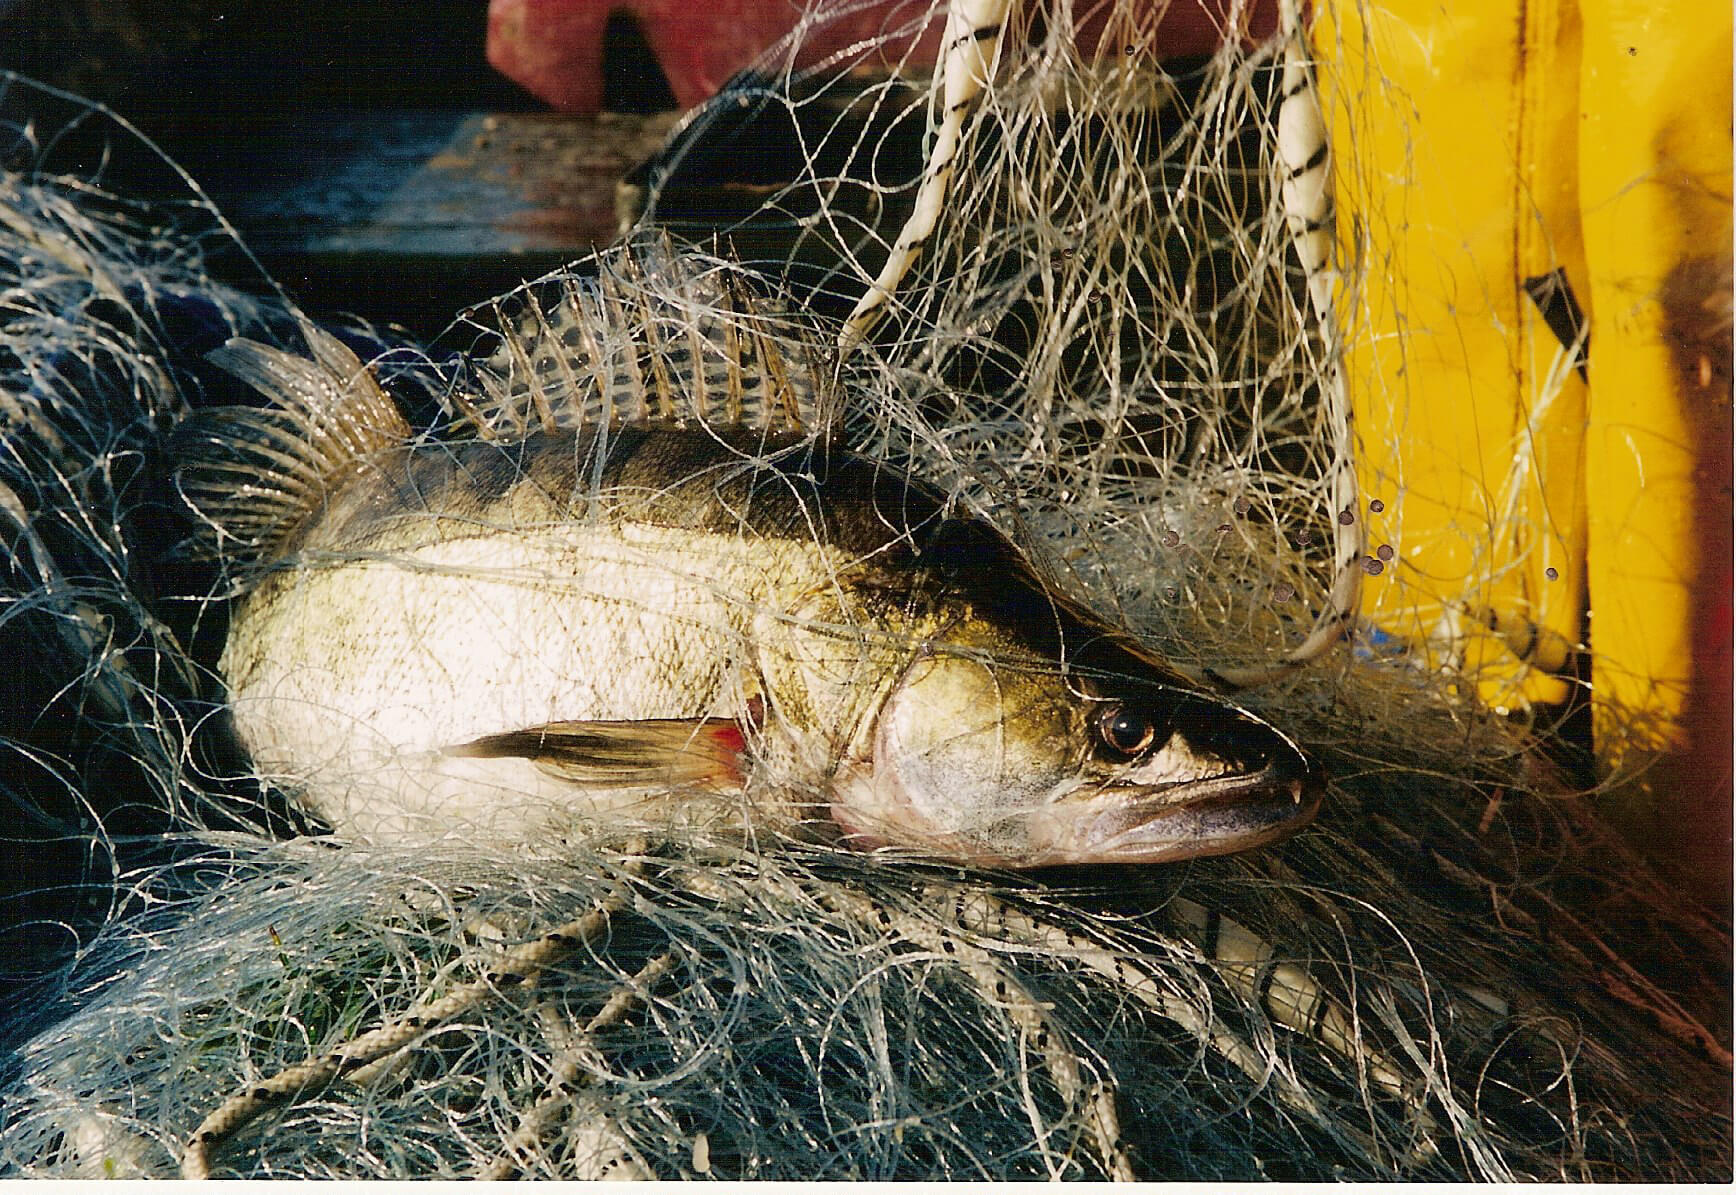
left=487, top=0, right=1281, bottom=114
left=1668, top=337, right=1734, bottom=904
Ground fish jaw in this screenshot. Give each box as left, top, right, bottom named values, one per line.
left=831, top=752, right=1323, bottom=868
left=1013, top=757, right=1325, bottom=866
left=827, top=652, right=1328, bottom=868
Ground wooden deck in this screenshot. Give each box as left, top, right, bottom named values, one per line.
left=194, top=110, right=678, bottom=338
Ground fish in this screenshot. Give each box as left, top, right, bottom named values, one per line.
left=175, top=249, right=1323, bottom=866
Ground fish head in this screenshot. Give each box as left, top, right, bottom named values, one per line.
left=831, top=638, right=1323, bottom=868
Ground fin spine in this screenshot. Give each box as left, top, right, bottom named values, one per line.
left=178, top=319, right=410, bottom=562
left=456, top=239, right=834, bottom=443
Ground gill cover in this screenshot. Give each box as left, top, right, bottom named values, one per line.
left=857, top=652, right=1085, bottom=860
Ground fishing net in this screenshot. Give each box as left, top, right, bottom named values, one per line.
left=0, top=0, right=1729, bottom=1181
left=619, top=0, right=1358, bottom=685
left=0, top=72, right=297, bottom=999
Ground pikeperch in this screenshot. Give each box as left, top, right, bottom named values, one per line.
left=177, top=254, right=1322, bottom=865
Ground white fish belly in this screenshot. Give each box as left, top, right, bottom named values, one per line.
left=221, top=522, right=831, bottom=841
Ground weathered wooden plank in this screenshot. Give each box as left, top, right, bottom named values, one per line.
left=196, top=110, right=676, bottom=334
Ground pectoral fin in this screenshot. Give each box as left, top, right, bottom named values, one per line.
left=446, top=718, right=748, bottom=790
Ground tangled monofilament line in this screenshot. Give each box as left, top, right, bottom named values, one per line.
left=0, top=0, right=1729, bottom=1182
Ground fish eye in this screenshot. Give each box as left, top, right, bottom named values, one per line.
left=1095, top=704, right=1157, bottom=757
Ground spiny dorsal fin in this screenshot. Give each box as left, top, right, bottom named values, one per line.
left=175, top=318, right=411, bottom=562
left=452, top=236, right=837, bottom=441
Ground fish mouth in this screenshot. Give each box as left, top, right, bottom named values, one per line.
left=1031, top=758, right=1325, bottom=866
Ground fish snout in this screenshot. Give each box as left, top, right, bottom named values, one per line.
left=1025, top=697, right=1326, bottom=867
left=1168, top=695, right=1316, bottom=784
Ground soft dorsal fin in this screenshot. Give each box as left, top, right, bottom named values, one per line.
left=175, top=318, right=411, bottom=562
left=450, top=236, right=837, bottom=441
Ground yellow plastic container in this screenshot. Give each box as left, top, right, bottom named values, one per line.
left=1315, top=0, right=1732, bottom=874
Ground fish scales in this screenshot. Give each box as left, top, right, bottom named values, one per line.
left=224, top=428, right=928, bottom=842
left=190, top=279, right=1323, bottom=867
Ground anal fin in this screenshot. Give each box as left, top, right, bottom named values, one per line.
left=446, top=718, right=749, bottom=790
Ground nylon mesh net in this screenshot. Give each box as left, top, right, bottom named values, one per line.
left=0, top=1, right=1728, bottom=1181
